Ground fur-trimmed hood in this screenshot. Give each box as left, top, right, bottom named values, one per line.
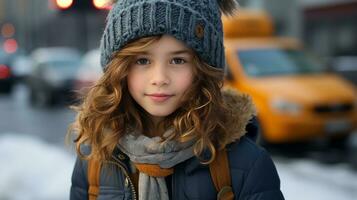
left=220, top=88, right=257, bottom=146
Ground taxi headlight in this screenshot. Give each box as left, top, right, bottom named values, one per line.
left=271, top=98, right=302, bottom=115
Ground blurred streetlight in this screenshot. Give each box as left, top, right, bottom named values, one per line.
left=1, top=23, right=15, bottom=38
left=55, top=0, right=74, bottom=10
left=52, top=0, right=111, bottom=11
left=3, top=39, right=18, bottom=54
left=93, top=0, right=112, bottom=10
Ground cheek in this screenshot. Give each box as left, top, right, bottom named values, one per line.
left=175, top=69, right=194, bottom=91
left=127, top=72, right=143, bottom=95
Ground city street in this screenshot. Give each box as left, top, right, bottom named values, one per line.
left=1, top=83, right=357, bottom=199
left=0, top=84, right=75, bottom=145
left=1, top=0, right=357, bottom=199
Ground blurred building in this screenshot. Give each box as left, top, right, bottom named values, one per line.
left=303, top=0, right=357, bottom=57
left=1, top=0, right=356, bottom=59
left=239, top=0, right=357, bottom=59
left=0, top=0, right=107, bottom=54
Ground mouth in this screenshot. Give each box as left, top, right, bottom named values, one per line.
left=145, top=93, right=174, bottom=102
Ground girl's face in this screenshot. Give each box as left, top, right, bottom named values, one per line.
left=127, top=35, right=194, bottom=123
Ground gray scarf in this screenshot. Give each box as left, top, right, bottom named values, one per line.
left=118, top=129, right=195, bottom=200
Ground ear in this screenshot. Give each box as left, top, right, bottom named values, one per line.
left=217, top=0, right=239, bottom=15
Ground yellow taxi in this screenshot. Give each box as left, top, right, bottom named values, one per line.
left=223, top=10, right=357, bottom=144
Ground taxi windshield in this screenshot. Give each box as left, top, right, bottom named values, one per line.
left=237, top=48, right=326, bottom=77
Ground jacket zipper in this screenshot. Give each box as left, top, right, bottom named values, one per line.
left=171, top=172, right=176, bottom=200
left=110, top=155, right=137, bottom=200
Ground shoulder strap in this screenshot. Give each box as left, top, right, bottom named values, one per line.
left=209, top=148, right=235, bottom=200
left=88, top=158, right=101, bottom=200
left=88, top=150, right=234, bottom=200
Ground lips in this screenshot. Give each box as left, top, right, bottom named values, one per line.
left=146, top=93, right=174, bottom=102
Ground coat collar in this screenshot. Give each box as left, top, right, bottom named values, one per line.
left=220, top=87, right=256, bottom=147
left=184, top=88, right=257, bottom=174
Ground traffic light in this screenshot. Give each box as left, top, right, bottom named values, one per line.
left=3, top=39, right=18, bottom=54
left=53, top=0, right=111, bottom=11
left=92, top=0, right=112, bottom=9
left=54, top=0, right=74, bottom=10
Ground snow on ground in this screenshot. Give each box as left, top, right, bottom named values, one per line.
left=276, top=158, right=357, bottom=200
left=1, top=133, right=357, bottom=200
left=0, top=133, right=75, bottom=200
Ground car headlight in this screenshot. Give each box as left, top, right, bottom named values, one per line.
left=271, top=98, right=302, bottom=115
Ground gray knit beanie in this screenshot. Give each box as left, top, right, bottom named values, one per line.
left=100, top=0, right=238, bottom=71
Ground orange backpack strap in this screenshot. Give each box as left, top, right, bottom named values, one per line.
left=87, top=159, right=101, bottom=200
left=87, top=151, right=234, bottom=200
left=209, top=148, right=235, bottom=200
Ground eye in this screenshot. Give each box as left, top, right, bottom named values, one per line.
left=135, top=58, right=150, bottom=65
left=170, top=58, right=186, bottom=65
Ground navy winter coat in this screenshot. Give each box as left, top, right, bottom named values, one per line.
left=70, top=91, right=285, bottom=200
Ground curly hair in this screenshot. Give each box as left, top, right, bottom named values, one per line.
left=67, top=35, right=230, bottom=164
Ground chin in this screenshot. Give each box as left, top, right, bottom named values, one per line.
left=149, top=112, right=171, bottom=118
left=147, top=109, right=175, bottom=118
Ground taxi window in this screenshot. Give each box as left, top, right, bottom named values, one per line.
left=237, top=49, right=326, bottom=77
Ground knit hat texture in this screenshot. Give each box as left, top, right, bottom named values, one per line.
left=100, top=0, right=238, bottom=71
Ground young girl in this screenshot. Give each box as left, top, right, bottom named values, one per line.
left=69, top=0, right=285, bottom=199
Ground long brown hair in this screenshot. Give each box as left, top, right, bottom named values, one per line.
left=67, top=35, right=230, bottom=164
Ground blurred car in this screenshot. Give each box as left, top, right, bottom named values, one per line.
left=11, top=54, right=32, bottom=82
left=28, top=47, right=81, bottom=106
left=223, top=10, right=357, bottom=146
left=73, top=49, right=102, bottom=97
left=0, top=50, right=16, bottom=93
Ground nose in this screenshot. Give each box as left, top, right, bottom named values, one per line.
left=150, top=63, right=170, bottom=86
